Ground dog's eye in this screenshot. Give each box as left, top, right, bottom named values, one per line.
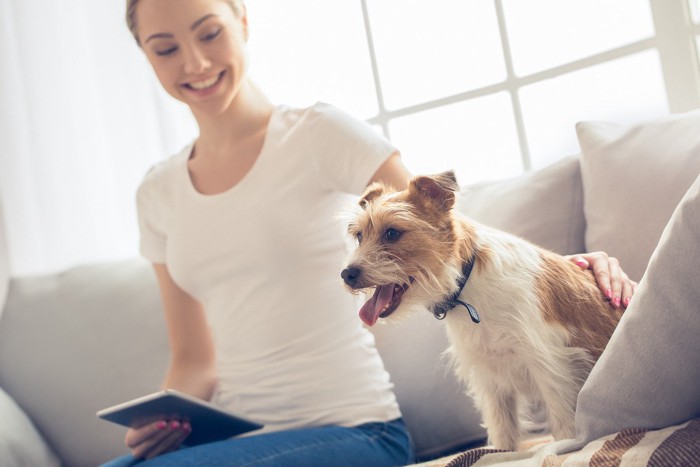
left=356, top=232, right=363, bottom=244
left=384, top=228, right=401, bottom=242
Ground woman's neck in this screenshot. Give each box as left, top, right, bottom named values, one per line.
left=192, top=79, right=274, bottom=159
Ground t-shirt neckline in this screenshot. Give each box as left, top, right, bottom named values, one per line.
left=183, top=106, right=281, bottom=199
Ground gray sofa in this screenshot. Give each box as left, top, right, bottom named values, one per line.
left=1, top=111, right=699, bottom=467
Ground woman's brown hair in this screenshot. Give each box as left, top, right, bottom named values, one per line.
left=126, top=0, right=244, bottom=46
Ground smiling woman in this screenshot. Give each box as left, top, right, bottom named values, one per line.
left=97, top=0, right=418, bottom=464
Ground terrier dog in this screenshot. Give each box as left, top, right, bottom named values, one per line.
left=341, top=171, right=622, bottom=451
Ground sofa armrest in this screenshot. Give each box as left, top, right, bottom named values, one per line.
left=0, top=258, right=168, bottom=467
left=0, top=386, right=60, bottom=467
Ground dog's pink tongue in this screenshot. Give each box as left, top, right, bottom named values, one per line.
left=359, top=285, right=394, bottom=327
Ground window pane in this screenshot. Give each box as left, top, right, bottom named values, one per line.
left=246, top=0, right=378, bottom=119
left=690, top=0, right=700, bottom=23
left=367, top=0, right=506, bottom=110
left=520, top=51, right=668, bottom=169
left=503, top=0, right=655, bottom=76
left=388, top=93, right=522, bottom=185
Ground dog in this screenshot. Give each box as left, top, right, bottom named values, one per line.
left=340, top=170, right=623, bottom=451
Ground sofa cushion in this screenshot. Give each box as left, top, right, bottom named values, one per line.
left=0, top=386, right=60, bottom=467
left=0, top=259, right=168, bottom=467
left=456, top=154, right=585, bottom=255
left=577, top=110, right=700, bottom=282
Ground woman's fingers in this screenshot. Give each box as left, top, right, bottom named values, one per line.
left=126, top=420, right=191, bottom=460
left=144, top=422, right=192, bottom=459
left=568, top=251, right=637, bottom=308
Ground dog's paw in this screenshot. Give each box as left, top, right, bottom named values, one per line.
left=488, top=429, right=520, bottom=452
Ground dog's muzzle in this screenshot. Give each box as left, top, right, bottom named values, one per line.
left=341, top=266, right=361, bottom=288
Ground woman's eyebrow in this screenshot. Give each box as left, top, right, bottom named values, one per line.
left=145, top=32, right=174, bottom=44
left=191, top=14, right=219, bottom=31
left=144, top=14, right=219, bottom=44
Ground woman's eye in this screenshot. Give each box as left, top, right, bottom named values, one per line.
left=202, top=28, right=222, bottom=41
left=384, top=228, right=401, bottom=242
left=155, top=46, right=177, bottom=56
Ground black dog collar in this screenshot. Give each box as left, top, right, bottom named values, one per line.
left=430, top=253, right=480, bottom=324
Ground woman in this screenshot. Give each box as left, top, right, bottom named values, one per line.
left=104, top=0, right=635, bottom=464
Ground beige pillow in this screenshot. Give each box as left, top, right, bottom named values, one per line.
left=456, top=155, right=585, bottom=256
left=577, top=110, right=700, bottom=282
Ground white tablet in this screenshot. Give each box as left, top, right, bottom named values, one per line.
left=96, top=389, right=263, bottom=446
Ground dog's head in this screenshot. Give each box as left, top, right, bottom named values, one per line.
left=341, top=170, right=467, bottom=326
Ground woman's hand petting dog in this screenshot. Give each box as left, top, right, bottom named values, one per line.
left=567, top=251, right=638, bottom=309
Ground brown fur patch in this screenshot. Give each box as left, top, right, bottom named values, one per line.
left=535, top=251, right=623, bottom=360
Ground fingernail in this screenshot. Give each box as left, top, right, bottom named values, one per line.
left=170, top=421, right=181, bottom=430
left=623, top=297, right=631, bottom=306
left=575, top=260, right=587, bottom=268
left=182, top=422, right=191, bottom=432
left=605, top=289, right=612, bottom=299
left=613, top=297, right=620, bottom=307
left=156, top=421, right=167, bottom=430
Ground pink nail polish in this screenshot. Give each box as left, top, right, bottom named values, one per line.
left=605, top=289, right=612, bottom=299
left=613, top=297, right=620, bottom=307
left=624, top=297, right=631, bottom=306
left=156, top=421, right=167, bottom=430
left=576, top=260, right=587, bottom=268
left=170, top=421, right=180, bottom=430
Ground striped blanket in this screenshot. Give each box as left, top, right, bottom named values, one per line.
left=441, top=418, right=699, bottom=467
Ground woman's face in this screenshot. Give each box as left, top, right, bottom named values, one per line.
left=135, top=0, right=248, bottom=116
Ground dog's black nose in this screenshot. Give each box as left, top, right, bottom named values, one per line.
left=341, top=266, right=361, bottom=287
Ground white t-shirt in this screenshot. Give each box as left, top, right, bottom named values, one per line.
left=136, top=102, right=402, bottom=433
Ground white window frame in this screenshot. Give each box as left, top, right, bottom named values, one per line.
left=362, top=0, right=700, bottom=171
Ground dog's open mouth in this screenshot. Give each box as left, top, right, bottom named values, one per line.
left=359, top=283, right=409, bottom=326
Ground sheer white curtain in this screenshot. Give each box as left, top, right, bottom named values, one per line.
left=0, top=0, right=197, bottom=276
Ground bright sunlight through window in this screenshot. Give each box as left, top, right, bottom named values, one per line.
left=245, top=0, right=692, bottom=186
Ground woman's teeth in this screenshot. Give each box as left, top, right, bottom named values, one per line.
left=188, top=73, right=220, bottom=90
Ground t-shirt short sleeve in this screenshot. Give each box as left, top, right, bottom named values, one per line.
left=136, top=167, right=167, bottom=264
left=309, top=103, right=398, bottom=195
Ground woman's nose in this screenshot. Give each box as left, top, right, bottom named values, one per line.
left=182, top=44, right=211, bottom=74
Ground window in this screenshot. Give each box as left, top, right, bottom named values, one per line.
left=691, top=0, right=700, bottom=22
left=247, top=0, right=700, bottom=185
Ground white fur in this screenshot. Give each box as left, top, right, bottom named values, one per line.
left=441, top=223, right=592, bottom=450
left=344, top=182, right=608, bottom=451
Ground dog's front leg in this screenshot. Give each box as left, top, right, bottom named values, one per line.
left=527, top=354, right=587, bottom=440
left=472, top=380, right=520, bottom=451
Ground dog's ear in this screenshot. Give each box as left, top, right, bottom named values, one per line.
left=359, top=183, right=386, bottom=209
left=409, top=170, right=459, bottom=209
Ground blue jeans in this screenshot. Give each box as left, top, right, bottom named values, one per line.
left=100, top=418, right=414, bottom=467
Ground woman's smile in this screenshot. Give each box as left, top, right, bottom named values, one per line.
left=183, top=70, right=226, bottom=94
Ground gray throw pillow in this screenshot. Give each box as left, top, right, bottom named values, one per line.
left=551, top=173, right=700, bottom=454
